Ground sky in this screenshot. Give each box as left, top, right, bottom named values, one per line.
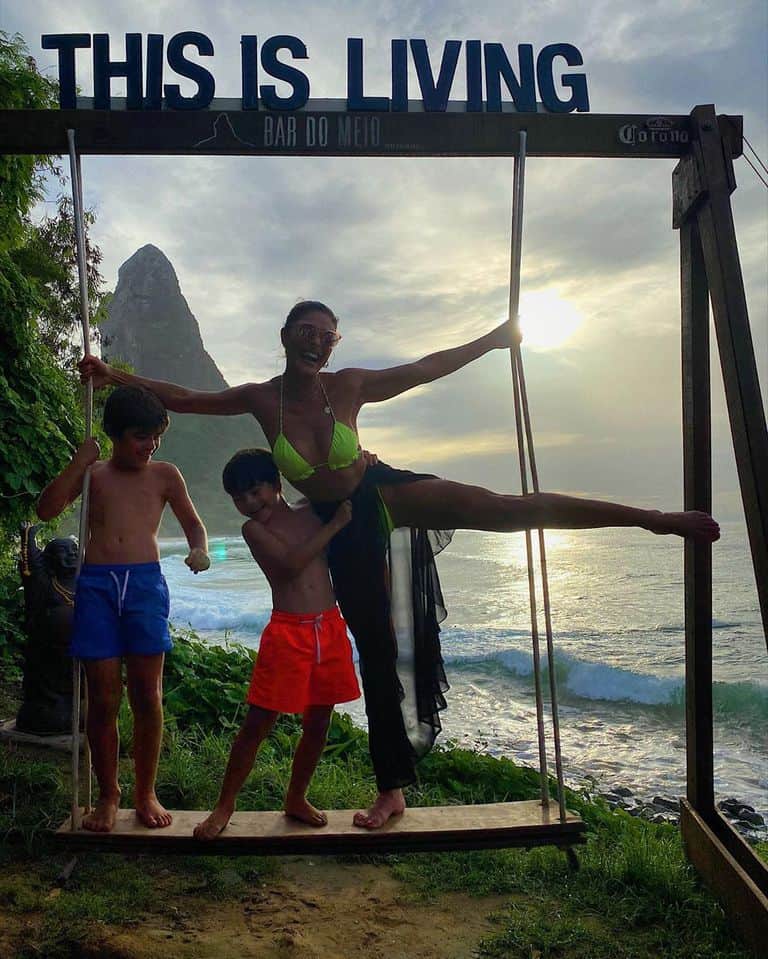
left=3, top=0, right=767, bottom=517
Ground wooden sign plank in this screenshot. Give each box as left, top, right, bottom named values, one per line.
left=55, top=801, right=585, bottom=855
left=0, top=104, right=743, bottom=158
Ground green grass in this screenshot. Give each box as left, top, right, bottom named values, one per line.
left=0, top=629, right=763, bottom=959
left=0, top=841, right=278, bottom=959
left=0, top=749, right=69, bottom=844
left=389, top=817, right=749, bottom=958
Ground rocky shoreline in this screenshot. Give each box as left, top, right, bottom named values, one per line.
left=597, top=787, right=766, bottom=841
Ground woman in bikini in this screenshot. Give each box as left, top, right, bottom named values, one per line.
left=80, top=301, right=720, bottom=829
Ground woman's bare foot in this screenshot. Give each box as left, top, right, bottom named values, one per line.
left=135, top=794, right=173, bottom=829
left=82, top=794, right=120, bottom=833
left=648, top=510, right=720, bottom=543
left=284, top=795, right=328, bottom=827
left=194, top=804, right=234, bottom=840
left=353, top=789, right=406, bottom=829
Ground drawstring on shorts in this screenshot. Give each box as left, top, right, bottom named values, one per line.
left=109, top=569, right=130, bottom=616
left=296, top=613, right=324, bottom=663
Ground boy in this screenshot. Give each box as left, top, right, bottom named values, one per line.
left=37, top=385, right=209, bottom=833
left=193, top=448, right=359, bottom=840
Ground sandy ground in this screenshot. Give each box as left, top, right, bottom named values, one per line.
left=1, top=858, right=509, bottom=959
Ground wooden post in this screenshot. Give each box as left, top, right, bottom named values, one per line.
left=690, top=105, right=768, bottom=641
left=677, top=205, right=714, bottom=814
left=680, top=802, right=768, bottom=957
left=674, top=107, right=768, bottom=954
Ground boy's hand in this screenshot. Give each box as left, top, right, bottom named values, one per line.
left=185, top=548, right=211, bottom=574
left=332, top=500, right=353, bottom=530
left=78, top=355, right=113, bottom=389
left=361, top=449, right=379, bottom=467
left=74, top=438, right=101, bottom=466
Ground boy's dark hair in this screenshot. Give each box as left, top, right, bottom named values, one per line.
left=222, top=449, right=280, bottom=495
left=102, top=386, right=170, bottom=439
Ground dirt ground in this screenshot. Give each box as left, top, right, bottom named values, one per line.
left=0, top=858, right=509, bottom=959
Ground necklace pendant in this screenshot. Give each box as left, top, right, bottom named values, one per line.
left=324, top=405, right=331, bottom=415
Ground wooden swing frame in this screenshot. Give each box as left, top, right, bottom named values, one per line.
left=2, top=99, right=765, bottom=951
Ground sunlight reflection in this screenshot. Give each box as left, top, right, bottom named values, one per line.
left=486, top=528, right=577, bottom=566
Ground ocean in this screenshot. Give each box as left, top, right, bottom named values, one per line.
left=159, top=521, right=767, bottom=817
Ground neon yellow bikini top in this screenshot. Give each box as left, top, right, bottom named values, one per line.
left=271, top=376, right=360, bottom=483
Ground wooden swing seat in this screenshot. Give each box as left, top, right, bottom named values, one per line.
left=55, top=800, right=586, bottom=856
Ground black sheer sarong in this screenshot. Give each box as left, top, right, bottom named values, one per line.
left=311, top=463, right=453, bottom=790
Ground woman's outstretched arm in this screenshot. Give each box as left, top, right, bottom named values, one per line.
left=355, top=319, right=517, bottom=404
left=78, top=356, right=262, bottom=416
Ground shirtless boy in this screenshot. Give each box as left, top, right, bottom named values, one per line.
left=194, top=448, right=360, bottom=840
left=37, top=386, right=209, bottom=832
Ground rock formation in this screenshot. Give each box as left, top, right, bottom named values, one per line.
left=100, top=245, right=267, bottom=532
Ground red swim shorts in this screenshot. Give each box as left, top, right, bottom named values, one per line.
left=247, top=606, right=361, bottom=714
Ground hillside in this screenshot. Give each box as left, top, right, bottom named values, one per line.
left=100, top=245, right=267, bottom=533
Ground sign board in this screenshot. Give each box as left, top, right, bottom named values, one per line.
left=1, top=102, right=738, bottom=159
left=0, top=36, right=742, bottom=160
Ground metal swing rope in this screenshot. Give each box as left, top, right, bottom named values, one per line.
left=507, top=131, right=567, bottom=822
left=67, top=129, right=93, bottom=829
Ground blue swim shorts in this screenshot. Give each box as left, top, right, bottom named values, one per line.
left=70, top=562, right=172, bottom=660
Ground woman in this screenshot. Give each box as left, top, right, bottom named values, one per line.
left=80, top=301, right=719, bottom=829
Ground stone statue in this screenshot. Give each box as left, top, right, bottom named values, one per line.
left=15, top=523, right=78, bottom=735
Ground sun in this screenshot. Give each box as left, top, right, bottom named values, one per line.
left=516, top=290, right=584, bottom=350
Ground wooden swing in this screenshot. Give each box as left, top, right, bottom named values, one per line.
left=56, top=128, right=586, bottom=857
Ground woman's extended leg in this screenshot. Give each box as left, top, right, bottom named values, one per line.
left=381, top=480, right=720, bottom=542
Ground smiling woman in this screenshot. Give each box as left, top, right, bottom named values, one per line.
left=518, top=289, right=584, bottom=350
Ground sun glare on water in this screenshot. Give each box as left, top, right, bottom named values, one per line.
left=516, top=290, right=584, bottom=350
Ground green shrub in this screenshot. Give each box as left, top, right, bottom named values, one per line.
left=163, top=629, right=256, bottom=731
left=0, top=33, right=105, bottom=662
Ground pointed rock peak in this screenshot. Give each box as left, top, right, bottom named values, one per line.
left=118, top=244, right=179, bottom=286
left=103, top=245, right=228, bottom=393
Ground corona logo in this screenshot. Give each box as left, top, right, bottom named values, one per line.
left=618, top=119, right=689, bottom=147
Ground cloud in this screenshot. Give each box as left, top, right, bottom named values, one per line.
left=584, top=1, right=743, bottom=63
left=360, top=424, right=583, bottom=466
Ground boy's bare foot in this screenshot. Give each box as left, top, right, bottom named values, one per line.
left=82, top=794, right=120, bottom=833
left=353, top=789, right=406, bottom=829
left=194, top=805, right=234, bottom=840
left=284, top=796, right=328, bottom=827
left=135, top=795, right=173, bottom=829
left=648, top=510, right=720, bottom=544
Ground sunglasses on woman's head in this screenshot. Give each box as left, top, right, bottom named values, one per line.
left=290, top=323, right=342, bottom=348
